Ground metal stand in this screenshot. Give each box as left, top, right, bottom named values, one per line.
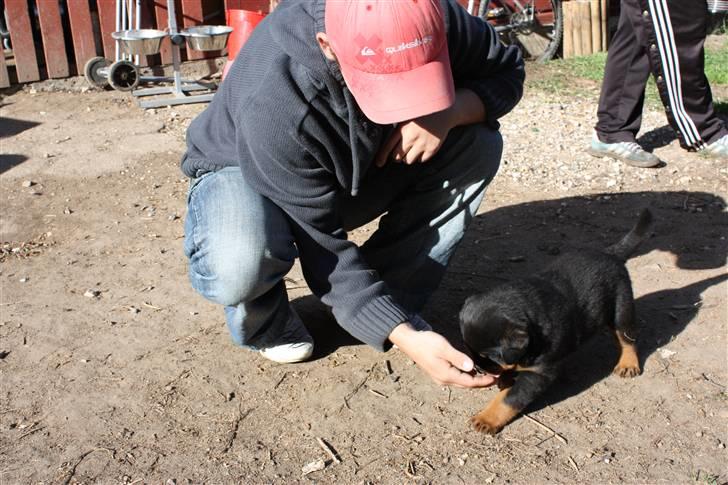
left=132, top=0, right=217, bottom=108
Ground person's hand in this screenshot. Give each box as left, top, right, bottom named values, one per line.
left=374, top=88, right=486, bottom=168
left=388, top=323, right=497, bottom=388
left=374, top=108, right=454, bottom=167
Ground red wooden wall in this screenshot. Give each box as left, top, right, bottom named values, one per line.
left=1, top=0, right=250, bottom=88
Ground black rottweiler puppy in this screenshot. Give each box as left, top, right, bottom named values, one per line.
left=460, top=209, right=653, bottom=434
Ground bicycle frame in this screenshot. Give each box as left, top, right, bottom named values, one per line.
left=481, top=0, right=557, bottom=35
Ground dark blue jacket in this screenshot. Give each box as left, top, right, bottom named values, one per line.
left=182, top=0, right=524, bottom=350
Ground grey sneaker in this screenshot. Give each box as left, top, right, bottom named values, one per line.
left=703, top=134, right=727, bottom=159
left=588, top=135, right=661, bottom=168
left=259, top=310, right=314, bottom=364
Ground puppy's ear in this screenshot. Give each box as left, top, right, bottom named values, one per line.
left=459, top=294, right=484, bottom=331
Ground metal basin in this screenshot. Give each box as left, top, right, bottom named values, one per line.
left=181, top=25, right=234, bottom=51
left=112, top=29, right=168, bottom=55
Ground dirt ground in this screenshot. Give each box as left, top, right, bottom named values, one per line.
left=1, top=53, right=726, bottom=484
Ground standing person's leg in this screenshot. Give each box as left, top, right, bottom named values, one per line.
left=595, top=0, right=650, bottom=144
left=184, top=166, right=313, bottom=363
left=342, top=124, right=502, bottom=317
left=646, top=0, right=727, bottom=153
left=590, top=0, right=661, bottom=167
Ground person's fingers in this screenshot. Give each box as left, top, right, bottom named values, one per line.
left=375, top=127, right=403, bottom=167
left=404, top=144, right=424, bottom=164
left=441, top=344, right=474, bottom=373
left=392, top=142, right=409, bottom=163
left=442, top=366, right=497, bottom=388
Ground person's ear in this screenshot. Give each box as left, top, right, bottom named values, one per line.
left=315, top=32, right=337, bottom=61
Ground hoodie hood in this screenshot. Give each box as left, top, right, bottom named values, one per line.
left=263, top=0, right=385, bottom=196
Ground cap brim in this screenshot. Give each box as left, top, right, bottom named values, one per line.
left=338, top=46, right=455, bottom=125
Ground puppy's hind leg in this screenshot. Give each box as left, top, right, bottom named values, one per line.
left=612, top=292, right=641, bottom=378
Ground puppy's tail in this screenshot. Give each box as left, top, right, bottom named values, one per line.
left=606, top=209, right=653, bottom=261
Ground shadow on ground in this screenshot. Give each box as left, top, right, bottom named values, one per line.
left=0, top=154, right=29, bottom=174
left=429, top=189, right=726, bottom=413
left=0, top=116, right=40, bottom=139
left=637, top=125, right=677, bottom=151
left=294, top=189, right=727, bottom=400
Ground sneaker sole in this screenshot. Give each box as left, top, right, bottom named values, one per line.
left=259, top=344, right=313, bottom=364
left=587, top=147, right=662, bottom=168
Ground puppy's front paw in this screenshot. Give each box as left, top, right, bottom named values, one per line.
left=613, top=362, right=641, bottom=378
left=470, top=412, right=504, bottom=435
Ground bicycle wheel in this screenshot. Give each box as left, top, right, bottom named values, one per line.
left=482, top=0, right=563, bottom=62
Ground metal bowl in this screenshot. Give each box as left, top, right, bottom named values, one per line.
left=112, top=29, right=168, bottom=55
left=180, top=25, right=234, bottom=51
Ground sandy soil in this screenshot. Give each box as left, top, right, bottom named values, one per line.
left=0, top=60, right=726, bottom=484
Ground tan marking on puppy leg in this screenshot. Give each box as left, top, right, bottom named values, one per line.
left=613, top=331, right=641, bottom=378
left=470, top=388, right=519, bottom=435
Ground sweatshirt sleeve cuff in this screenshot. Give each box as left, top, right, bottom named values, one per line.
left=341, top=295, right=410, bottom=351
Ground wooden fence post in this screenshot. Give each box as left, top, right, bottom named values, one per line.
left=578, top=1, right=592, bottom=55
left=590, top=0, right=602, bottom=53
left=5, top=0, right=40, bottom=82
left=563, top=1, right=574, bottom=59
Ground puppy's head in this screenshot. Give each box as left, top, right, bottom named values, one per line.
left=459, top=294, right=530, bottom=375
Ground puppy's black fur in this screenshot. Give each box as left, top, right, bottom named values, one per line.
left=460, top=209, right=653, bottom=434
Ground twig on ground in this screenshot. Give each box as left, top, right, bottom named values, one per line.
left=222, top=407, right=253, bottom=453
left=342, top=364, right=376, bottom=411
left=701, top=373, right=726, bottom=390
left=405, top=460, right=417, bottom=478
left=316, top=437, right=341, bottom=464
left=273, top=372, right=288, bottom=389
left=61, top=448, right=115, bottom=485
left=354, top=456, right=381, bottom=475
left=523, top=414, right=568, bottom=444
left=368, top=389, right=387, bottom=398
left=18, top=425, right=45, bottom=440
left=568, top=456, right=580, bottom=472
left=393, top=432, right=420, bottom=442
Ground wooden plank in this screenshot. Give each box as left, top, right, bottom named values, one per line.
left=578, top=1, right=592, bottom=55
left=225, top=0, right=271, bottom=12
left=139, top=0, right=158, bottom=67
left=572, top=1, right=583, bottom=56
left=5, top=0, right=40, bottom=82
left=155, top=0, right=173, bottom=64
left=97, top=0, right=118, bottom=60
left=0, top=49, right=10, bottom=88
left=601, top=0, right=609, bottom=49
left=37, top=0, right=70, bottom=78
left=562, top=1, right=574, bottom=59
left=181, top=0, right=207, bottom=60
left=67, top=0, right=99, bottom=69
left=590, top=0, right=601, bottom=53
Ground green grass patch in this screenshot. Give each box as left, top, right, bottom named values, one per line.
left=705, top=45, right=728, bottom=86
left=528, top=37, right=727, bottom=101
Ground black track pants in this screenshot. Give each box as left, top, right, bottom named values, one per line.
left=595, top=0, right=727, bottom=150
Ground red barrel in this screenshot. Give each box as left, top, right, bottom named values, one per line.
left=226, top=9, right=266, bottom=62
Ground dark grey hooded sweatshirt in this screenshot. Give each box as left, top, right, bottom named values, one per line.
left=181, top=0, right=525, bottom=351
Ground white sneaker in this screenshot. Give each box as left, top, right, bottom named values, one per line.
left=587, top=134, right=661, bottom=168
left=258, top=310, right=314, bottom=364
left=703, top=134, right=728, bottom=159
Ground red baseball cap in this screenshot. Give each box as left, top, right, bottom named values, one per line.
left=325, top=0, right=455, bottom=124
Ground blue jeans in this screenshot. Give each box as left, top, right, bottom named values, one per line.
left=184, top=124, right=502, bottom=348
